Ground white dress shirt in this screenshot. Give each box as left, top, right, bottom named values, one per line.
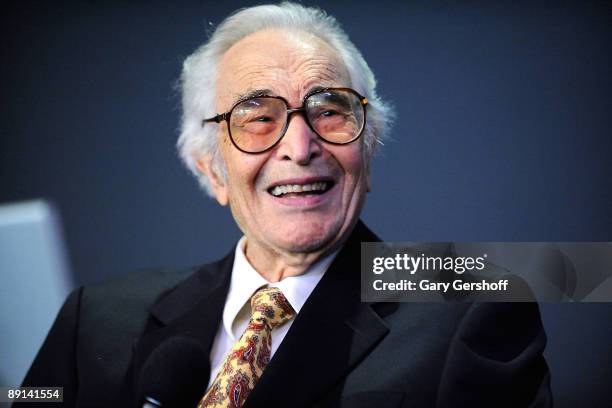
left=207, top=237, right=338, bottom=388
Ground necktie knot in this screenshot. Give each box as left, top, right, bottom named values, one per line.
left=250, top=287, right=295, bottom=330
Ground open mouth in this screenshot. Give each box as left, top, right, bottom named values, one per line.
left=267, top=180, right=335, bottom=198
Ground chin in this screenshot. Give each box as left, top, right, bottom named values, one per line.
left=277, top=218, right=344, bottom=254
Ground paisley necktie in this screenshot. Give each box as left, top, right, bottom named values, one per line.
left=198, top=286, right=295, bottom=408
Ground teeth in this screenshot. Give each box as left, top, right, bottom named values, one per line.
left=270, top=182, right=329, bottom=197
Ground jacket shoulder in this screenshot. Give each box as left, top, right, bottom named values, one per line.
left=77, top=264, right=223, bottom=343
left=81, top=267, right=197, bottom=311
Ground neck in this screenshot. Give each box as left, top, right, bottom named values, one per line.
left=243, top=239, right=335, bottom=283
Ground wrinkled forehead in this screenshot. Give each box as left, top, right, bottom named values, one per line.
left=216, top=28, right=351, bottom=109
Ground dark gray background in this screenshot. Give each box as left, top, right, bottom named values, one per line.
left=2, top=1, right=611, bottom=406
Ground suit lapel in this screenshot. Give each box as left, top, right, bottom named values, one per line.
left=128, top=251, right=234, bottom=403
left=245, top=221, right=390, bottom=408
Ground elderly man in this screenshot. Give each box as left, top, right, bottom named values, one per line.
left=21, top=3, right=551, bottom=408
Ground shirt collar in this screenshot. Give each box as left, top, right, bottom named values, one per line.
left=222, top=236, right=337, bottom=339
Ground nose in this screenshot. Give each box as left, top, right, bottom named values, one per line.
left=274, top=112, right=321, bottom=165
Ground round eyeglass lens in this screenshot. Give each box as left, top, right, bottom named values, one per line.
left=305, top=89, right=365, bottom=144
left=230, top=97, right=286, bottom=152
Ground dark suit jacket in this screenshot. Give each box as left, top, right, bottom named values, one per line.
left=20, top=221, right=551, bottom=407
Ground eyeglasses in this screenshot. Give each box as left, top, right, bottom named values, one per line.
left=202, top=87, right=368, bottom=154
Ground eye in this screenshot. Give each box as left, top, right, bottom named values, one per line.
left=321, top=110, right=339, bottom=117
left=253, top=116, right=273, bottom=122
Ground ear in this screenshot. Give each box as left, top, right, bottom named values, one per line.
left=195, top=155, right=229, bottom=206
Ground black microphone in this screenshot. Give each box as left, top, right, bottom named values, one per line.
left=136, top=336, right=211, bottom=408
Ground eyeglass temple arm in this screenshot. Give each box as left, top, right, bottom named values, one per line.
left=201, top=112, right=229, bottom=127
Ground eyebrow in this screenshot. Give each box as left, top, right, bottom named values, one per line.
left=233, top=89, right=275, bottom=105
left=305, top=85, right=328, bottom=97
left=231, top=85, right=342, bottom=106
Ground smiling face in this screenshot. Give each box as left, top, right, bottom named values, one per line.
left=196, top=29, right=370, bottom=274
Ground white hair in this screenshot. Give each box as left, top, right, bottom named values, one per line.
left=177, top=1, right=394, bottom=196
